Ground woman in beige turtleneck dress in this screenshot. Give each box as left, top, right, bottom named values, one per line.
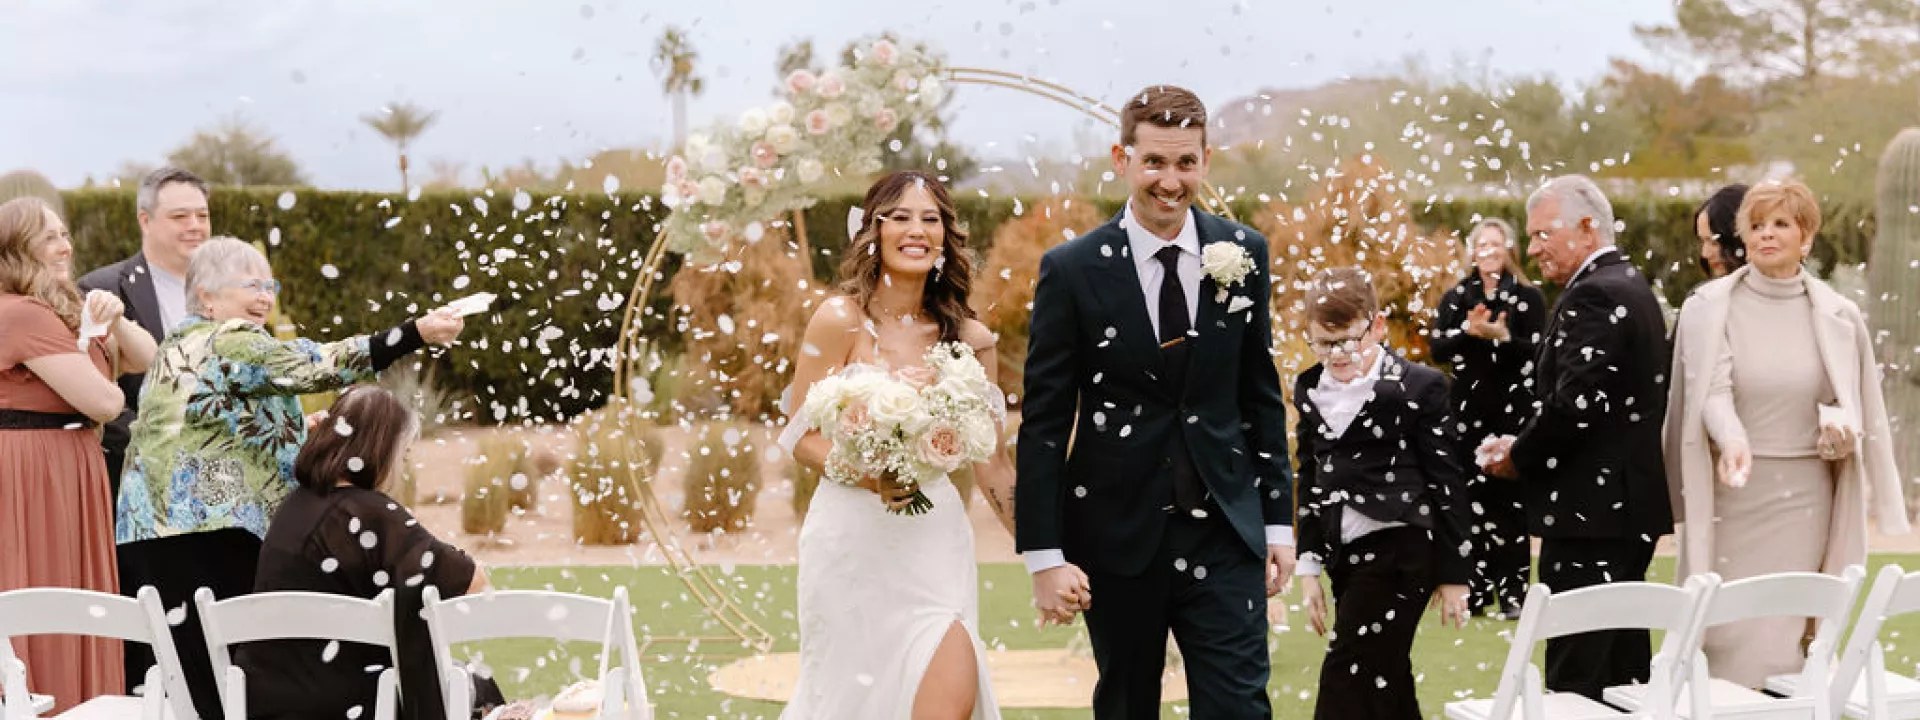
left=1666, top=179, right=1910, bottom=688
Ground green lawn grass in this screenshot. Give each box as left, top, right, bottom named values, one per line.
left=472, top=555, right=1920, bottom=719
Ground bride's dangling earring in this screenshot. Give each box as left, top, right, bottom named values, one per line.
left=932, top=251, right=946, bottom=282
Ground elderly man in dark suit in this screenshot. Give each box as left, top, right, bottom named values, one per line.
left=1480, top=174, right=1675, bottom=700
left=78, top=166, right=210, bottom=498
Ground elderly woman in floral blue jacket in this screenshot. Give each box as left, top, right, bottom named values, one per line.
left=114, top=237, right=464, bottom=719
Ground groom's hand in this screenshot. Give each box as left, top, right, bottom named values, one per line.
left=1265, top=544, right=1296, bottom=597
left=1032, top=564, right=1091, bottom=626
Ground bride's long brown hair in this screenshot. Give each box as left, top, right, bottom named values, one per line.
left=836, top=170, right=977, bottom=343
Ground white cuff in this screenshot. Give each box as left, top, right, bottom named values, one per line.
left=1295, top=553, right=1324, bottom=577
left=1264, top=525, right=1294, bottom=547
left=1022, top=549, right=1067, bottom=574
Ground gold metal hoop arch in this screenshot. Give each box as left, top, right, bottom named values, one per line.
left=608, top=69, right=1235, bottom=652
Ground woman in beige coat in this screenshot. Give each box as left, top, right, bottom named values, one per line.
left=1665, top=179, right=1910, bottom=688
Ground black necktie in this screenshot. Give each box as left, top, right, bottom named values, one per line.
left=1154, top=245, right=1191, bottom=346
left=1154, top=244, right=1206, bottom=514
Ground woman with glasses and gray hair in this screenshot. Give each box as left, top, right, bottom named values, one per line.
left=1427, top=218, right=1546, bottom=620
left=113, top=237, right=464, bottom=719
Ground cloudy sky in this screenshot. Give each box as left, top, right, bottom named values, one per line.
left=3, top=0, right=1677, bottom=190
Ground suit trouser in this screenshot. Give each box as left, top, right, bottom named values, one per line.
left=1464, top=470, right=1530, bottom=613
left=1537, top=535, right=1658, bottom=701
left=1315, top=526, right=1435, bottom=720
left=1082, top=512, right=1270, bottom=719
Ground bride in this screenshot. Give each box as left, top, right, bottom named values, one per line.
left=778, top=170, right=1052, bottom=719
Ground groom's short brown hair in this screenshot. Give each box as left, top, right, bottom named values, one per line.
left=1305, top=267, right=1379, bottom=328
left=1121, top=85, right=1208, bottom=148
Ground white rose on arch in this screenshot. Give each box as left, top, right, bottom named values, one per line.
left=796, top=158, right=826, bottom=184
left=824, top=102, right=853, bottom=127
left=738, top=108, right=769, bottom=135
left=817, top=71, right=847, bottom=99
left=765, top=125, right=800, bottom=154
left=918, top=76, right=945, bottom=106
left=697, top=176, right=729, bottom=206
left=768, top=101, right=796, bottom=126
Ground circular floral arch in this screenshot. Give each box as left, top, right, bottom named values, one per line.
left=611, top=38, right=1234, bottom=650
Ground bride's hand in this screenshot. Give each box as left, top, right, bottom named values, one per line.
left=852, top=470, right=917, bottom=511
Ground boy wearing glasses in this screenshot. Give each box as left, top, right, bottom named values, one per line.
left=1292, top=267, right=1473, bottom=720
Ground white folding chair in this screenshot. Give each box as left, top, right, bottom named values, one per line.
left=420, top=585, right=650, bottom=720
left=1606, top=567, right=1865, bottom=719
left=1768, top=564, right=1920, bottom=719
left=195, top=588, right=401, bottom=720
left=0, top=585, right=196, bottom=720
left=1444, top=575, right=1717, bottom=720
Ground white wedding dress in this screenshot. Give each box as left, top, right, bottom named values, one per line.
left=777, top=361, right=1003, bottom=720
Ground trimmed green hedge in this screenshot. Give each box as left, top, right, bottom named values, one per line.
left=61, top=188, right=1874, bottom=424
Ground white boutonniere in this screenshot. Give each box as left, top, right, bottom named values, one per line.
left=1200, top=241, right=1256, bottom=303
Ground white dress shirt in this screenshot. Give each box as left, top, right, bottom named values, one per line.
left=1023, top=200, right=1291, bottom=576
left=1294, top=345, right=1402, bottom=578
left=1569, top=245, right=1617, bottom=285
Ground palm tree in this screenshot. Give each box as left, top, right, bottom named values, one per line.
left=651, top=26, right=705, bottom=150
left=362, top=101, right=440, bottom=191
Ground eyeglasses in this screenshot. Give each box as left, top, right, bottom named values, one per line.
left=1306, top=320, right=1372, bottom=356
left=220, top=279, right=281, bottom=296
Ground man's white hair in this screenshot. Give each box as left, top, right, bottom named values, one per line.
left=1526, top=175, right=1616, bottom=244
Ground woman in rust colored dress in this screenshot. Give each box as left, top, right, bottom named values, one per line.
left=0, top=197, right=156, bottom=712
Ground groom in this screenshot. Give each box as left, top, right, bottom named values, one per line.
left=1017, top=84, right=1295, bottom=719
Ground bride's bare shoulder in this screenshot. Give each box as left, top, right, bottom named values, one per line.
left=804, top=296, right=866, bottom=337
left=959, top=318, right=996, bottom=353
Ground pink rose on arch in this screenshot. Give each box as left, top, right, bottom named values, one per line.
left=750, top=141, right=779, bottom=168
left=817, top=72, right=846, bottom=99
left=737, top=166, right=769, bottom=190
left=870, top=39, right=898, bottom=66
left=873, top=108, right=899, bottom=134
left=839, top=399, right=872, bottom=434
left=916, top=421, right=967, bottom=472
left=665, top=155, right=689, bottom=183
left=674, top=179, right=701, bottom=205
left=785, top=69, right=817, bottom=95
left=700, top=221, right=729, bottom=243
left=805, top=109, right=832, bottom=135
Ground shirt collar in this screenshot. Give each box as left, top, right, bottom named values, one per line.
left=1122, top=199, right=1200, bottom=265
left=1571, top=245, right=1617, bottom=283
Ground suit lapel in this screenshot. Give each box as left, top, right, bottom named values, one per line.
left=1342, top=352, right=1406, bottom=444
left=123, top=253, right=165, bottom=342
left=1082, top=218, right=1166, bottom=379
left=1181, top=213, right=1239, bottom=399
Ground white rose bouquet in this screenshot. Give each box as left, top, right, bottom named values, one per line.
left=798, top=341, right=1000, bottom=515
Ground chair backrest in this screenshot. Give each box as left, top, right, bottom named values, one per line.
left=195, top=588, right=401, bottom=719
left=1829, top=565, right=1920, bottom=718
left=421, top=586, right=647, bottom=720
left=0, top=586, right=199, bottom=720
left=1483, top=576, right=1715, bottom=720
left=1704, top=567, right=1865, bottom=697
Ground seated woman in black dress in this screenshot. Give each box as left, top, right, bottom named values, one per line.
left=238, top=384, right=489, bottom=720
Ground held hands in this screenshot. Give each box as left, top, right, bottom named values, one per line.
left=1464, top=304, right=1510, bottom=342
left=1432, top=584, right=1470, bottom=629
left=1031, top=564, right=1092, bottom=626
left=1476, top=435, right=1518, bottom=480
